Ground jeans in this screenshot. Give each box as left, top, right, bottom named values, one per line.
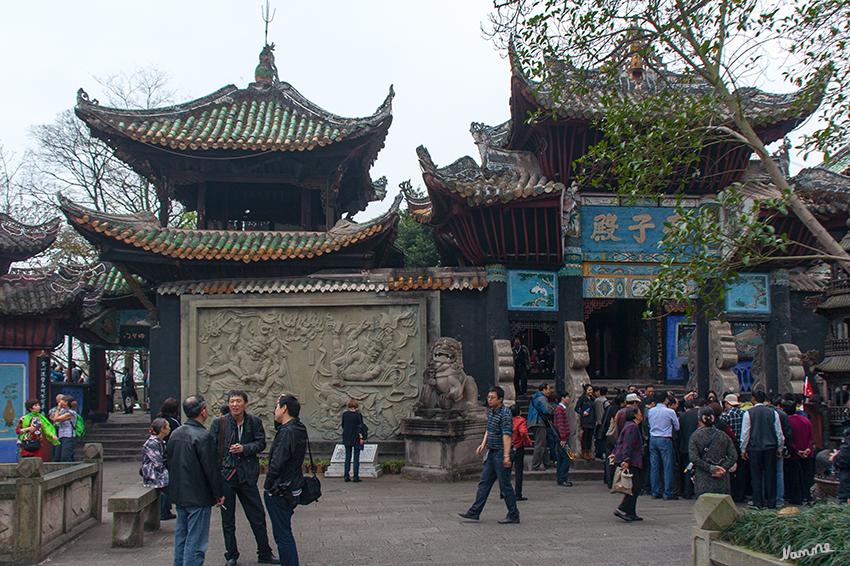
left=159, top=487, right=173, bottom=519
left=749, top=449, right=777, bottom=509
left=264, top=492, right=299, bottom=566
left=649, top=436, right=675, bottom=498
left=467, top=449, right=519, bottom=520
left=174, top=506, right=211, bottom=566
left=344, top=444, right=360, bottom=480
left=555, top=443, right=571, bottom=484
left=776, top=456, right=785, bottom=506
left=547, top=427, right=557, bottom=463
left=678, top=451, right=694, bottom=499
left=221, top=480, right=273, bottom=561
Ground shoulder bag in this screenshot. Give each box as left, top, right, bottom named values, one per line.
left=299, top=432, right=322, bottom=505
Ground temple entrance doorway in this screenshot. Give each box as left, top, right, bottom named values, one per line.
left=509, top=320, right=557, bottom=380
left=584, top=299, right=654, bottom=382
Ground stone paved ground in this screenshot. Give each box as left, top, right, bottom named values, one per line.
left=43, top=461, right=695, bottom=566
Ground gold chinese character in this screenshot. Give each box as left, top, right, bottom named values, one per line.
left=628, top=213, right=656, bottom=244
left=590, top=213, right=623, bottom=242
left=662, top=214, right=682, bottom=235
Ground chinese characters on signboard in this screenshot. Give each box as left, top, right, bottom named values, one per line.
left=582, top=206, right=682, bottom=252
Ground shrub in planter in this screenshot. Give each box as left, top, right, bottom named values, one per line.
left=381, top=460, right=405, bottom=474
left=721, top=504, right=850, bottom=565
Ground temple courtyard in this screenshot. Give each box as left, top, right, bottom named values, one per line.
left=44, top=460, right=694, bottom=566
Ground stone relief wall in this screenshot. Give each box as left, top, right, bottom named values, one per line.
left=186, top=296, right=429, bottom=441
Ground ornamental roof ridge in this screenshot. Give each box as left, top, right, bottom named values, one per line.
left=416, top=144, right=565, bottom=208
left=0, top=260, right=105, bottom=316
left=329, top=193, right=403, bottom=236
left=507, top=42, right=823, bottom=129
left=0, top=213, right=62, bottom=262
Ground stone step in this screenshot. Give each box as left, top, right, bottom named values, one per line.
left=523, top=469, right=605, bottom=482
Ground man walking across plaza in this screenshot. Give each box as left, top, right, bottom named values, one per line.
left=459, top=386, right=520, bottom=524
left=167, top=395, right=224, bottom=566
left=209, top=390, right=278, bottom=566
left=264, top=395, right=308, bottom=566
left=741, top=390, right=785, bottom=509
left=526, top=382, right=554, bottom=470
left=553, top=390, right=573, bottom=487
left=648, top=392, right=680, bottom=500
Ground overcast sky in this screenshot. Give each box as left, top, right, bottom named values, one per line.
left=0, top=1, right=823, bottom=223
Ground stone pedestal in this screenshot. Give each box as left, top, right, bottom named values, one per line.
left=324, top=444, right=383, bottom=478
left=401, top=411, right=487, bottom=482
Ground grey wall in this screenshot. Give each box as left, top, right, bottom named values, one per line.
left=440, top=289, right=490, bottom=401
left=149, top=293, right=181, bottom=421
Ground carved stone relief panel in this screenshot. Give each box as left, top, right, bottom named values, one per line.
left=0, top=499, right=13, bottom=550
left=184, top=294, right=431, bottom=441
left=68, top=478, right=91, bottom=527
left=41, top=488, right=63, bottom=540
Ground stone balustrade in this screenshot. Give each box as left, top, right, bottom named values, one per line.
left=0, top=443, right=103, bottom=564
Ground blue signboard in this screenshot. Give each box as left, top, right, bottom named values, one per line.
left=507, top=270, right=558, bottom=311
left=581, top=206, right=683, bottom=253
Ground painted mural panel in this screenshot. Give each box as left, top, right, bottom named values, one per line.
left=666, top=316, right=694, bottom=381
left=507, top=270, right=557, bottom=311
left=0, top=351, right=27, bottom=463
left=184, top=296, right=428, bottom=442
left=725, top=274, right=770, bottom=314
left=582, top=263, right=660, bottom=299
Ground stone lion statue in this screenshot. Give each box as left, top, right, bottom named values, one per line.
left=416, top=337, right=479, bottom=412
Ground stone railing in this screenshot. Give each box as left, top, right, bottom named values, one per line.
left=692, top=494, right=784, bottom=566
left=0, top=443, right=103, bottom=564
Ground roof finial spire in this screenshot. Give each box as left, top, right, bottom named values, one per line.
left=261, top=0, right=275, bottom=46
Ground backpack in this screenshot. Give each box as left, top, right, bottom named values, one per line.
left=73, top=412, right=85, bottom=437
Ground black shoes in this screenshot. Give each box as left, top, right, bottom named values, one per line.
left=629, top=515, right=643, bottom=521
left=651, top=494, right=662, bottom=499
left=614, top=509, right=633, bottom=522
left=498, top=516, right=520, bottom=524
left=225, top=559, right=238, bottom=566
left=458, top=511, right=480, bottom=520
left=557, top=481, right=573, bottom=487
left=517, top=496, right=528, bottom=501
left=258, top=555, right=280, bottom=565
left=161, top=513, right=176, bottom=521
left=344, top=477, right=351, bottom=482
left=663, top=496, right=679, bottom=501
left=353, top=478, right=362, bottom=483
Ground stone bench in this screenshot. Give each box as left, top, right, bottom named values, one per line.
left=107, top=485, right=160, bottom=548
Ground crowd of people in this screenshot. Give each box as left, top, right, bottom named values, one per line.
left=16, top=394, right=85, bottom=462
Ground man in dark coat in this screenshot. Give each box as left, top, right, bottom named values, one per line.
left=167, top=395, right=224, bottom=566
left=676, top=397, right=703, bottom=499
left=209, top=390, right=278, bottom=566
left=264, top=395, right=308, bottom=566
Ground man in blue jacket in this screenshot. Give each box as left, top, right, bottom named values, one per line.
left=526, top=382, right=554, bottom=470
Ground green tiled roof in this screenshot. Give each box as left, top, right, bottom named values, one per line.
left=76, top=81, right=393, bottom=153
left=88, top=264, right=148, bottom=296
left=0, top=214, right=61, bottom=264
left=60, top=194, right=401, bottom=263
left=156, top=268, right=488, bottom=296
left=821, top=144, right=850, bottom=176
left=416, top=146, right=565, bottom=208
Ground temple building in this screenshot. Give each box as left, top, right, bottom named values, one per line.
left=406, top=49, right=830, bottom=398
left=62, top=45, right=488, bottom=457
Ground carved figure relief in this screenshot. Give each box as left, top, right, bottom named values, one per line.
left=777, top=343, right=805, bottom=395
left=709, top=320, right=740, bottom=395
left=0, top=499, right=12, bottom=546
left=416, top=337, right=479, bottom=411
left=493, top=339, right=515, bottom=403
left=194, top=304, right=422, bottom=441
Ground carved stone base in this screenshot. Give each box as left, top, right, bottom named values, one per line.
left=401, top=413, right=487, bottom=482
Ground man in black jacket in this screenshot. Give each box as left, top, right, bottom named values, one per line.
left=264, top=394, right=308, bottom=566
left=210, top=390, right=278, bottom=566
left=167, top=395, right=224, bottom=566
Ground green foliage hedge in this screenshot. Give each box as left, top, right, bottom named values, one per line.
left=721, top=505, right=850, bottom=565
